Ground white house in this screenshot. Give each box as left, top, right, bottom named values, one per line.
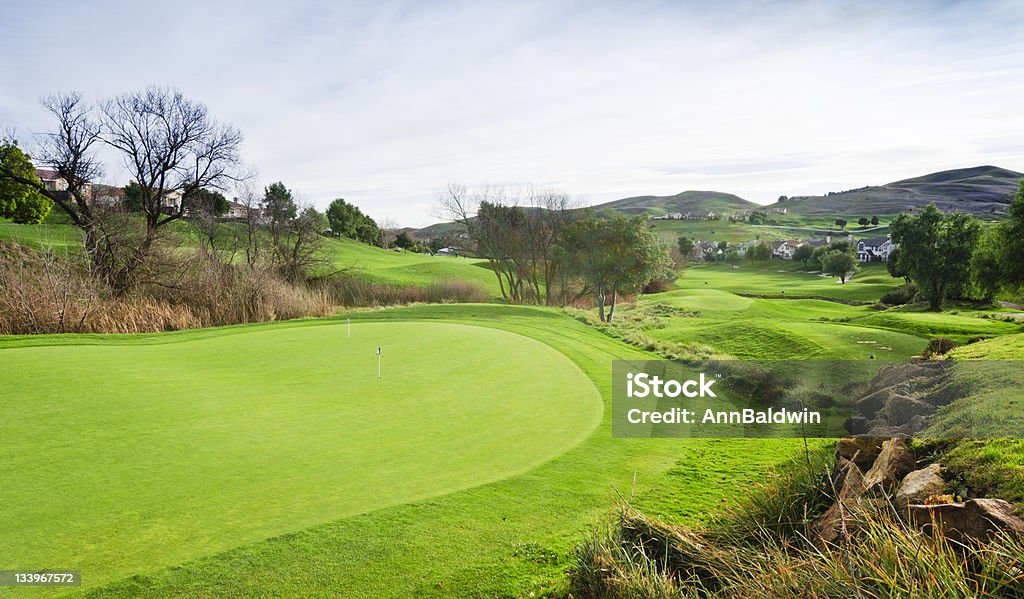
left=772, top=240, right=804, bottom=260
left=856, top=236, right=892, bottom=262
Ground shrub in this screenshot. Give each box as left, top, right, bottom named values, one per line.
left=926, top=337, right=959, bottom=356
left=642, top=278, right=675, bottom=294
left=880, top=284, right=918, bottom=306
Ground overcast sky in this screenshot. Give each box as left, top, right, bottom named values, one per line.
left=2, top=0, right=1022, bottom=226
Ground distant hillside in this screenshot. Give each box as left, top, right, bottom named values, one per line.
left=770, top=165, right=1022, bottom=217
left=405, top=191, right=754, bottom=239
left=589, top=190, right=758, bottom=216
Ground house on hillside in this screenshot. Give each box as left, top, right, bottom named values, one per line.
left=856, top=236, right=892, bottom=263
left=34, top=168, right=95, bottom=203
left=222, top=199, right=259, bottom=220
left=736, top=239, right=764, bottom=257
left=772, top=240, right=804, bottom=260
left=35, top=169, right=68, bottom=192
left=436, top=247, right=458, bottom=256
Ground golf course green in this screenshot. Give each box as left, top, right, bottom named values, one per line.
left=0, top=321, right=602, bottom=591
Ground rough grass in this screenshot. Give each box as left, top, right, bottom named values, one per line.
left=571, top=450, right=1024, bottom=598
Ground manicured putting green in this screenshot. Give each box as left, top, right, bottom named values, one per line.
left=0, top=321, right=601, bottom=590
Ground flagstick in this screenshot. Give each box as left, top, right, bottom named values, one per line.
left=377, top=347, right=381, bottom=380
left=347, top=318, right=351, bottom=338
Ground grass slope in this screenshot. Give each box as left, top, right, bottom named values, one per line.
left=674, top=262, right=901, bottom=302
left=0, top=218, right=500, bottom=295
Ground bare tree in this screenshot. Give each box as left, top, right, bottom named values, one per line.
left=99, top=86, right=242, bottom=288
left=273, top=204, right=328, bottom=284
left=436, top=183, right=579, bottom=304
left=0, top=89, right=244, bottom=292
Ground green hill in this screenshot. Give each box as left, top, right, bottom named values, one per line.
left=770, top=165, right=1022, bottom=217
left=589, top=190, right=758, bottom=217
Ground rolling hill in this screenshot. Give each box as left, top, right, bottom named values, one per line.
left=769, top=165, right=1022, bottom=217
left=588, top=190, right=758, bottom=216
left=404, top=165, right=1021, bottom=238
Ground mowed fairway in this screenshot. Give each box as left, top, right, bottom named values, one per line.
left=0, top=321, right=601, bottom=591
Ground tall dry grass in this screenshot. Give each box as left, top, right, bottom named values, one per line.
left=0, top=245, right=332, bottom=335
left=318, top=275, right=490, bottom=307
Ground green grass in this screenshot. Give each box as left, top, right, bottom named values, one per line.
left=649, top=214, right=891, bottom=246
left=936, top=332, right=1024, bottom=512
left=853, top=310, right=1022, bottom=342
left=0, top=218, right=501, bottom=296
left=627, top=289, right=925, bottom=360
left=0, top=305, right=812, bottom=597
left=674, top=261, right=901, bottom=302
left=322, top=236, right=497, bottom=290
left=0, top=220, right=83, bottom=253
left=1, top=319, right=600, bottom=590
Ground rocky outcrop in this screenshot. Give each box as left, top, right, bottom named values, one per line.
left=868, top=364, right=935, bottom=393
left=847, top=361, right=959, bottom=436
left=907, top=498, right=1024, bottom=544
left=895, top=464, right=945, bottom=509
left=819, top=437, right=1023, bottom=548
left=835, top=437, right=885, bottom=471
left=864, top=438, right=916, bottom=490
left=883, top=394, right=936, bottom=426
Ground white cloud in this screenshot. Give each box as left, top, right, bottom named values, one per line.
left=1, top=0, right=1022, bottom=226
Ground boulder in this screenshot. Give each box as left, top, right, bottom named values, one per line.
left=869, top=364, right=934, bottom=393
left=856, top=385, right=906, bottom=418
left=836, top=437, right=885, bottom=471
left=843, top=416, right=870, bottom=435
left=908, top=498, right=1024, bottom=544
left=895, top=464, right=945, bottom=509
left=883, top=394, right=936, bottom=426
left=864, top=438, right=916, bottom=490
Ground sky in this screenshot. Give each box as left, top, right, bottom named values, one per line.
left=2, top=0, right=1023, bottom=227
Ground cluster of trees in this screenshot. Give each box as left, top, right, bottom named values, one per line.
left=888, top=182, right=1024, bottom=310
left=439, top=185, right=672, bottom=319
left=0, top=87, right=391, bottom=294
left=0, top=141, right=52, bottom=223
left=0, top=88, right=243, bottom=291
left=326, top=198, right=380, bottom=245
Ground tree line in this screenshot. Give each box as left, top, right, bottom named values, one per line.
left=438, top=184, right=673, bottom=321
left=0, top=87, right=395, bottom=295
left=887, top=181, right=1024, bottom=310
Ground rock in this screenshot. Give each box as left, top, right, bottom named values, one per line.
left=883, top=394, right=936, bottom=426
left=908, top=498, right=1024, bottom=544
left=836, top=437, right=885, bottom=471
left=869, top=364, right=934, bottom=393
left=856, top=385, right=906, bottom=418
left=843, top=416, right=870, bottom=435
left=867, top=415, right=929, bottom=438
left=864, top=438, right=916, bottom=490
left=895, top=464, right=945, bottom=509
left=813, top=460, right=869, bottom=545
